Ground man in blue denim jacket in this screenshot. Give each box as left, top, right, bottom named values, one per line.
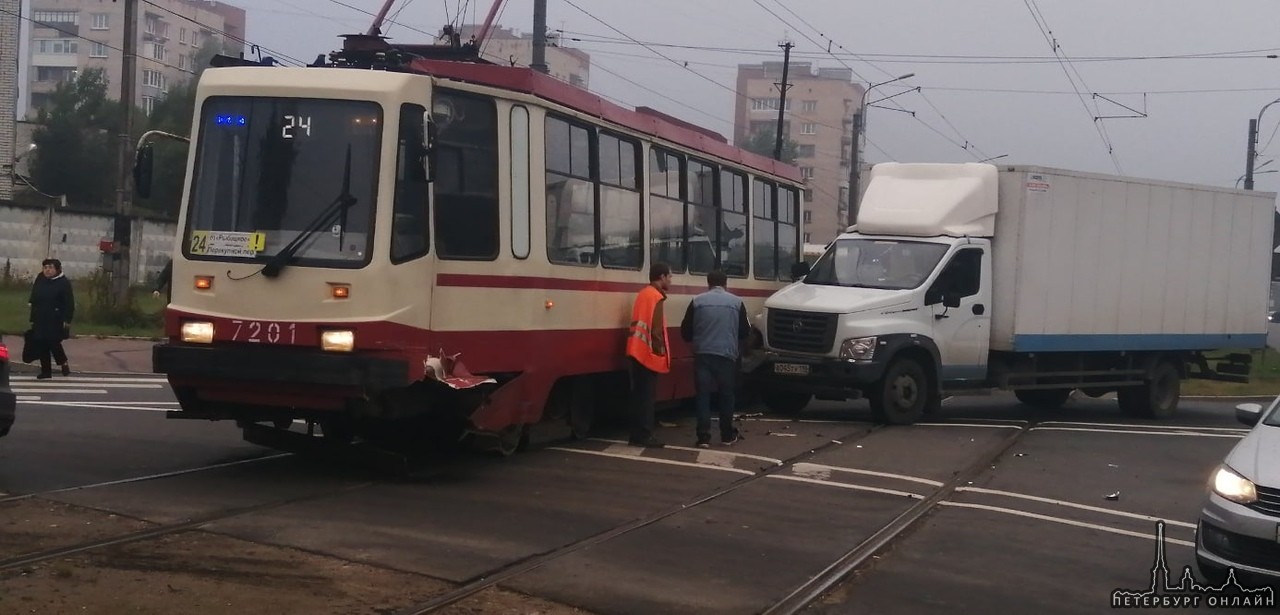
left=680, top=270, right=749, bottom=447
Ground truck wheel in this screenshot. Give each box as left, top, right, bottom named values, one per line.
left=871, top=359, right=929, bottom=425
left=762, top=390, right=811, bottom=415
left=1014, top=388, right=1072, bottom=409
left=1117, top=361, right=1180, bottom=419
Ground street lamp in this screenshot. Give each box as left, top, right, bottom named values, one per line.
left=847, top=73, right=915, bottom=226
left=1245, top=98, right=1280, bottom=190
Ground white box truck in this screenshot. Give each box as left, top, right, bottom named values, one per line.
left=757, top=163, right=1275, bottom=423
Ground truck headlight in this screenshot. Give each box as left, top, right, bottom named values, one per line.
left=180, top=321, right=214, bottom=344
left=1211, top=465, right=1257, bottom=505
left=839, top=336, right=877, bottom=361
left=320, top=329, right=355, bottom=352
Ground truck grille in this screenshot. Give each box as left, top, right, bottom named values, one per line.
left=768, top=309, right=837, bottom=354
left=1248, top=485, right=1280, bottom=517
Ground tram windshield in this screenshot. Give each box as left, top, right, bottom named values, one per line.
left=184, top=97, right=381, bottom=267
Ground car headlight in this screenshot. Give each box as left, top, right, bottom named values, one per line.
left=839, top=336, right=877, bottom=361
left=180, top=321, right=214, bottom=344
left=1211, top=465, right=1257, bottom=505
left=320, top=329, right=355, bottom=352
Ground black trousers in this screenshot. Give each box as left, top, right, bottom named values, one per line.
left=628, top=357, right=659, bottom=442
left=35, top=339, right=68, bottom=374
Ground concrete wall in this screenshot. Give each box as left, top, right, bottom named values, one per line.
left=0, top=203, right=174, bottom=283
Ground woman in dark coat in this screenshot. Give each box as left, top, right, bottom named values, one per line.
left=28, top=258, right=75, bottom=379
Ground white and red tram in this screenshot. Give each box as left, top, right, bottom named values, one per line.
left=153, top=36, right=805, bottom=452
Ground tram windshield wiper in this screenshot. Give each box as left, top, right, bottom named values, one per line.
left=262, top=146, right=357, bottom=278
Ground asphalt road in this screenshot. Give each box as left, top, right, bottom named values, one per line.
left=0, top=373, right=1266, bottom=614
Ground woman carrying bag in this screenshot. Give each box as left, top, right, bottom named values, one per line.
left=28, top=258, right=74, bottom=379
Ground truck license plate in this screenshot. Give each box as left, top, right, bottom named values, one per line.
left=773, top=363, right=810, bottom=376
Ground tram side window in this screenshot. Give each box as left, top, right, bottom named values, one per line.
left=753, top=179, right=777, bottom=280
left=778, top=186, right=800, bottom=274
left=649, top=148, right=685, bottom=273
left=545, top=115, right=597, bottom=266
left=391, top=104, right=429, bottom=262
left=432, top=91, right=499, bottom=260
left=687, top=158, right=717, bottom=275
left=598, top=132, right=642, bottom=269
left=719, top=169, right=748, bottom=277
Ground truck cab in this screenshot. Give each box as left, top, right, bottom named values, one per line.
left=758, top=164, right=998, bottom=423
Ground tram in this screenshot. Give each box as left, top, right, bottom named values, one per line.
left=148, top=30, right=805, bottom=454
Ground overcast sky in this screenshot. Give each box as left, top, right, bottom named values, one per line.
left=26, top=0, right=1280, bottom=190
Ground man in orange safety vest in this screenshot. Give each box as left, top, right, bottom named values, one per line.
left=625, top=263, right=672, bottom=448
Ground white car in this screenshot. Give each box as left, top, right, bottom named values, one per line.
left=1197, top=397, right=1280, bottom=583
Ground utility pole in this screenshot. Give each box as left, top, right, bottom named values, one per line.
left=112, top=0, right=138, bottom=305
left=1245, top=118, right=1258, bottom=190
left=846, top=105, right=861, bottom=227
left=772, top=41, right=793, bottom=161
left=531, top=0, right=549, bottom=74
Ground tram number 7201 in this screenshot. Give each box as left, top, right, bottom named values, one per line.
left=230, top=320, right=297, bottom=344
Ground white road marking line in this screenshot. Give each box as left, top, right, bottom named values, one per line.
left=1030, top=427, right=1244, bottom=439
left=16, top=383, right=163, bottom=389
left=66, top=401, right=179, bottom=405
left=549, top=446, right=755, bottom=475
left=743, top=417, right=870, bottom=425
left=938, top=501, right=1196, bottom=547
left=23, top=401, right=170, bottom=412
left=955, top=486, right=1198, bottom=529
left=592, top=438, right=783, bottom=465
left=791, top=462, right=945, bottom=487
left=916, top=422, right=1025, bottom=430
left=768, top=475, right=926, bottom=499
left=1039, top=420, right=1249, bottom=434
left=13, top=389, right=108, bottom=395
left=12, top=376, right=168, bottom=383
left=17, top=396, right=40, bottom=401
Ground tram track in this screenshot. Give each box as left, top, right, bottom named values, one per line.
left=760, top=419, right=1034, bottom=614
left=395, top=421, right=888, bottom=615
left=0, top=480, right=378, bottom=573
left=395, top=416, right=1034, bottom=615
left=0, top=453, right=290, bottom=505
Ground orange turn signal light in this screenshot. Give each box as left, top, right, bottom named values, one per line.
left=330, top=284, right=350, bottom=299
left=194, top=276, right=213, bottom=290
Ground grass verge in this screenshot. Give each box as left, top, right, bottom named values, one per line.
left=1182, top=348, right=1280, bottom=397
left=0, top=284, right=164, bottom=339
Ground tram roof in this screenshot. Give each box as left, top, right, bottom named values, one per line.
left=409, top=59, right=803, bottom=184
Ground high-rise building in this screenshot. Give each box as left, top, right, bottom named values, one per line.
left=734, top=62, right=862, bottom=246
left=0, top=0, right=19, bottom=201
left=26, top=0, right=246, bottom=116
left=454, top=25, right=590, bottom=89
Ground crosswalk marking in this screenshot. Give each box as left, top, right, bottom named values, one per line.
left=11, top=376, right=167, bottom=384
left=9, top=375, right=170, bottom=402
left=13, top=388, right=109, bottom=395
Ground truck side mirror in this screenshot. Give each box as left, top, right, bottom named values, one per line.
left=790, top=261, right=810, bottom=281
left=943, top=293, right=962, bottom=309
left=133, top=144, right=154, bottom=199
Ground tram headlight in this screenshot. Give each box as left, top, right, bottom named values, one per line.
left=320, top=329, right=355, bottom=352
left=180, top=321, right=214, bottom=344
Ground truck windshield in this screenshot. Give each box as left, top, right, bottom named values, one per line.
left=184, top=97, right=381, bottom=267
left=805, top=238, right=949, bottom=290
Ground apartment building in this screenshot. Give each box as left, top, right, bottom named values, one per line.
left=734, top=62, right=862, bottom=245
left=27, top=0, right=246, bottom=116
left=1, top=0, right=18, bottom=201
left=455, top=24, right=590, bottom=89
